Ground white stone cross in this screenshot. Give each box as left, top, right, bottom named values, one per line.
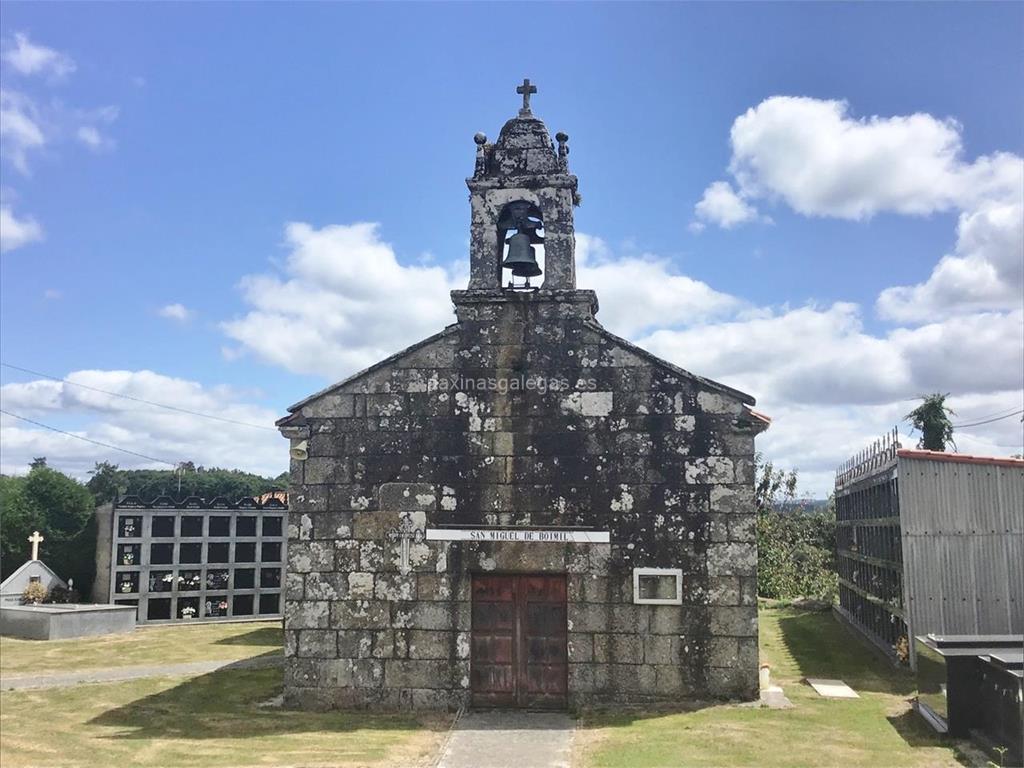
left=386, top=513, right=424, bottom=575
left=28, top=531, right=44, bottom=561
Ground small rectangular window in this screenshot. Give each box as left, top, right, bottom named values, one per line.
left=632, top=568, right=683, bottom=605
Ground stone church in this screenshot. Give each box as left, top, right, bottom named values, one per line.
left=277, top=81, right=769, bottom=711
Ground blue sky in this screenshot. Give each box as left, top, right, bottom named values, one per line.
left=2, top=2, right=1022, bottom=495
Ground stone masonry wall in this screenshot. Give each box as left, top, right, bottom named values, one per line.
left=279, top=291, right=762, bottom=711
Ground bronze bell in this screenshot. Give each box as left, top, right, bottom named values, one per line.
left=502, top=232, right=542, bottom=278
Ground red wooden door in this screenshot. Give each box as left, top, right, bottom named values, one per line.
left=471, top=574, right=567, bottom=709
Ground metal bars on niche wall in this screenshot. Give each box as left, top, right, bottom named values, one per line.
left=834, top=428, right=907, bottom=656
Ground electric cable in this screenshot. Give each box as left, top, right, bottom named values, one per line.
left=0, top=409, right=180, bottom=466
left=1, top=363, right=276, bottom=431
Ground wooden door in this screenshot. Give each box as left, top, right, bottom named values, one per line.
left=471, top=574, right=567, bottom=709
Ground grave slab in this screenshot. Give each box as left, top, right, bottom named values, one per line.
left=806, top=678, right=860, bottom=698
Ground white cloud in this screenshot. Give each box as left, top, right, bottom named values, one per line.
left=639, top=305, right=1022, bottom=408
left=576, top=234, right=740, bottom=336
left=692, top=180, right=763, bottom=229
left=44, top=288, right=61, bottom=300
left=76, top=126, right=102, bottom=149
left=877, top=197, right=1023, bottom=321
left=753, top=389, right=1023, bottom=497
left=2, top=33, right=75, bottom=79
left=693, top=95, right=1024, bottom=324
left=74, top=105, right=118, bottom=152
left=638, top=303, right=1022, bottom=494
left=0, top=89, right=45, bottom=174
left=0, top=370, right=283, bottom=478
left=726, top=96, right=1019, bottom=219
left=222, top=222, right=462, bottom=379
left=158, top=303, right=194, bottom=322
left=0, top=88, right=118, bottom=173
left=0, top=204, right=43, bottom=252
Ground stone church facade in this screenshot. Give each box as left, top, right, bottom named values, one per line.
left=277, top=83, right=769, bottom=711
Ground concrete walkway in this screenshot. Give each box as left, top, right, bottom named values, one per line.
left=436, top=710, right=575, bottom=768
left=0, top=653, right=282, bottom=691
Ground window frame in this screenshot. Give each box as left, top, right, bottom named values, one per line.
left=632, top=567, right=684, bottom=605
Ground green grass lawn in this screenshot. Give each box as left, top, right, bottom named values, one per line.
left=577, top=606, right=975, bottom=768
left=0, top=667, right=449, bottom=768
left=0, top=621, right=282, bottom=676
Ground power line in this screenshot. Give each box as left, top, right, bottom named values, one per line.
left=1, top=363, right=276, bottom=431
left=952, top=405, right=1024, bottom=423
left=951, top=409, right=1024, bottom=429
left=0, top=409, right=179, bottom=467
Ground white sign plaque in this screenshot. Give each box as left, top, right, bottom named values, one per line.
left=425, top=528, right=610, bottom=544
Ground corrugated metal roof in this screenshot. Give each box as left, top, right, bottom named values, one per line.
left=899, top=454, right=1024, bottom=639
left=898, top=448, right=1024, bottom=469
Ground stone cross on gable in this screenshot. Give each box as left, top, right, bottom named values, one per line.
left=517, top=78, right=537, bottom=115
left=28, top=531, right=44, bottom=561
left=386, top=513, right=424, bottom=575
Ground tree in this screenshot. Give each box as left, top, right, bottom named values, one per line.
left=83, top=465, right=284, bottom=503
left=754, top=454, right=837, bottom=601
left=0, top=465, right=96, bottom=593
left=754, top=452, right=798, bottom=514
left=905, top=393, right=955, bottom=451
left=87, top=461, right=124, bottom=503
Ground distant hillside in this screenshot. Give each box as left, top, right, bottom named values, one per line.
left=87, top=462, right=287, bottom=504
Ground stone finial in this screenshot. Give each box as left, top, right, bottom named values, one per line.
left=473, top=132, right=488, bottom=177
left=516, top=78, right=537, bottom=115
left=556, top=131, right=569, bottom=169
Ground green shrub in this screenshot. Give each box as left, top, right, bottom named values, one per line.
left=21, top=582, right=48, bottom=604
left=44, top=585, right=80, bottom=604
left=758, top=507, right=837, bottom=601
left=754, top=452, right=837, bottom=601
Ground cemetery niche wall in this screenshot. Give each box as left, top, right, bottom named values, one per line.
left=835, top=434, right=1024, bottom=668
left=93, top=495, right=288, bottom=623
left=277, top=82, right=770, bottom=711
